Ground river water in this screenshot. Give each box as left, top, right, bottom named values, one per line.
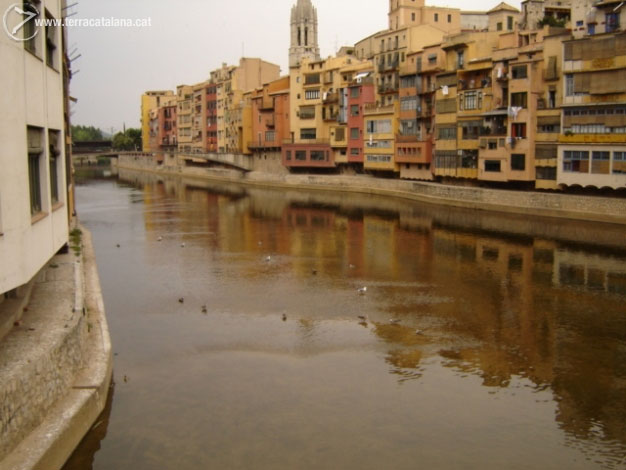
left=64, top=168, right=626, bottom=470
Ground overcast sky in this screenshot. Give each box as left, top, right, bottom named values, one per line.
left=68, top=0, right=522, bottom=133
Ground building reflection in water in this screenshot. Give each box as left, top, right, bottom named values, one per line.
left=117, top=169, right=626, bottom=465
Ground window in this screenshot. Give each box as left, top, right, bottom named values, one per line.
left=437, top=126, right=457, bottom=140
left=511, top=92, right=527, bottom=108
left=366, top=140, right=392, bottom=148
left=48, top=130, right=61, bottom=205
left=412, top=13, right=416, bottom=21
left=462, top=122, right=481, bottom=140
left=536, top=167, right=557, bottom=180
left=457, top=50, right=464, bottom=69
left=350, top=148, right=360, bottom=156
left=588, top=24, right=595, bottom=35
left=305, top=90, right=320, bottom=100
left=539, top=124, right=559, bottom=133
left=606, top=13, right=620, bottom=33
left=511, top=65, right=527, bottom=79
left=350, top=87, right=360, bottom=98
left=300, top=106, right=315, bottom=119
left=286, top=150, right=292, bottom=161
left=400, top=120, right=417, bottom=136
left=295, top=150, right=307, bottom=161
left=563, top=150, right=590, bottom=173
left=565, top=74, right=575, bottom=97
left=350, top=105, right=360, bottom=116
left=300, top=128, right=316, bottom=140
left=434, top=13, right=439, bottom=22
left=485, top=160, right=501, bottom=172
left=462, top=91, right=481, bottom=110
left=366, top=155, right=392, bottom=163
left=400, top=76, right=416, bottom=88
left=511, top=154, right=525, bottom=171
left=548, top=90, right=556, bottom=109
left=400, top=97, right=418, bottom=110
left=507, top=16, right=514, bottom=30
left=45, top=9, right=58, bottom=69
left=304, top=74, right=320, bottom=85
left=613, top=151, right=626, bottom=174
left=27, top=126, right=44, bottom=216
left=350, top=127, right=360, bottom=140
left=366, top=119, right=391, bottom=134
left=591, top=151, right=610, bottom=174
left=497, top=22, right=503, bottom=31
left=310, top=150, right=327, bottom=161
left=511, top=123, right=526, bottom=138
left=448, top=14, right=452, bottom=23
left=265, top=131, right=276, bottom=142
left=23, top=1, right=40, bottom=56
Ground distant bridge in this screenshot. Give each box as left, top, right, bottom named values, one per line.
left=74, top=151, right=252, bottom=172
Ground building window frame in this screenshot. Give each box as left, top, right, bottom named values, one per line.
left=511, top=153, right=526, bottom=171
left=27, top=126, right=46, bottom=217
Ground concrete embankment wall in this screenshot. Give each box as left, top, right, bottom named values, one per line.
left=0, top=225, right=112, bottom=470
left=115, top=154, right=626, bottom=225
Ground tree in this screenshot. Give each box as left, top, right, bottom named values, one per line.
left=71, top=125, right=104, bottom=142
left=112, top=128, right=142, bottom=151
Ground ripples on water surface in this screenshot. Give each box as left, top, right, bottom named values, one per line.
left=64, top=169, right=626, bottom=470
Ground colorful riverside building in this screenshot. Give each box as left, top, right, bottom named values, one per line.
left=206, top=59, right=281, bottom=155
left=140, top=0, right=626, bottom=192
left=556, top=0, right=626, bottom=190
left=245, top=76, right=291, bottom=173
left=149, top=95, right=177, bottom=154
left=159, top=96, right=178, bottom=151
left=141, top=90, right=174, bottom=152
left=395, top=44, right=445, bottom=180
left=283, top=54, right=369, bottom=171
left=176, top=85, right=193, bottom=153
left=346, top=69, right=376, bottom=170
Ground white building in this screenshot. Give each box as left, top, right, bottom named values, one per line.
left=0, top=0, right=69, bottom=296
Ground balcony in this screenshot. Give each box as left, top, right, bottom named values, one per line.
left=258, top=96, right=274, bottom=111
left=396, top=134, right=419, bottom=143
left=323, top=92, right=338, bottom=104
left=378, top=83, right=399, bottom=94
left=248, top=140, right=280, bottom=149
left=283, top=139, right=330, bottom=145
left=559, top=133, right=626, bottom=144
left=385, top=59, right=399, bottom=71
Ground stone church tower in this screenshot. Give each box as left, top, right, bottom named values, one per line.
left=289, top=0, right=321, bottom=68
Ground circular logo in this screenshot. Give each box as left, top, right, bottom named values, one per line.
left=3, top=3, right=40, bottom=42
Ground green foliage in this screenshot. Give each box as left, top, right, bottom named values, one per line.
left=69, top=228, right=82, bottom=257
left=538, top=15, right=567, bottom=28
left=71, top=125, right=104, bottom=142
left=112, top=128, right=142, bottom=151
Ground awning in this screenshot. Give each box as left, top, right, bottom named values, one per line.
left=537, top=115, right=561, bottom=126
left=355, top=72, right=370, bottom=80
left=481, top=109, right=509, bottom=116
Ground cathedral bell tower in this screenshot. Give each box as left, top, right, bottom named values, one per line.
left=289, top=0, right=321, bottom=68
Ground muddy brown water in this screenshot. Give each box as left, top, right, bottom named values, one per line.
left=63, top=169, right=626, bottom=470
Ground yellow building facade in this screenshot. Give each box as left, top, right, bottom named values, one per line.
left=141, top=90, right=174, bottom=152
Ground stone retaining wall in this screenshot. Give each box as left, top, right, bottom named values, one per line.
left=115, top=154, right=626, bottom=225
left=0, top=259, right=86, bottom=459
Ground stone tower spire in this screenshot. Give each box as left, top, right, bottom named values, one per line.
left=289, top=0, right=321, bottom=68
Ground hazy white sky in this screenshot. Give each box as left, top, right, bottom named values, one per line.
left=68, top=0, right=522, bottom=133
